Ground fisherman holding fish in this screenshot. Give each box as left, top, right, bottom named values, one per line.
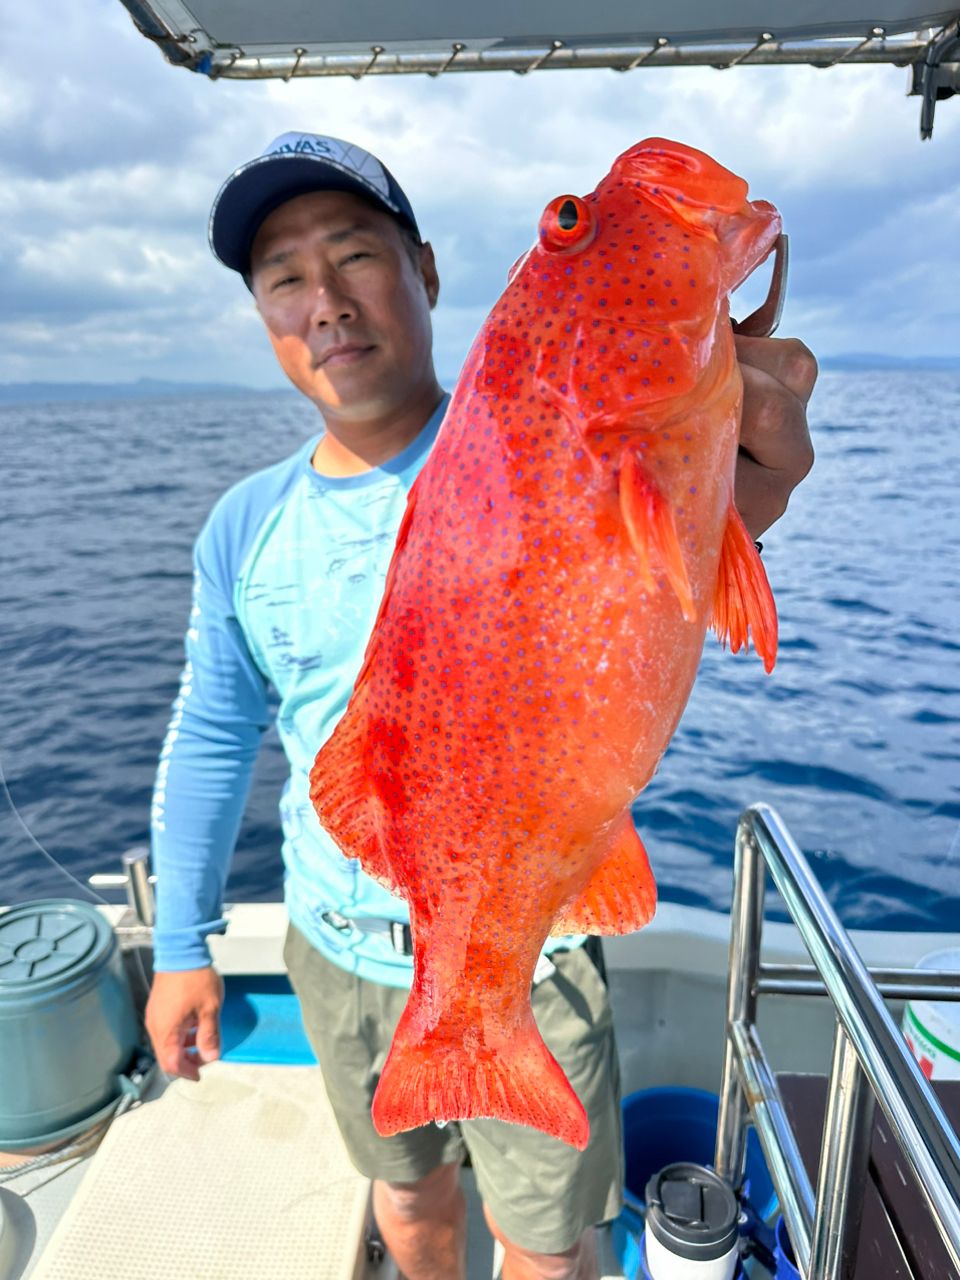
left=145, top=133, right=816, bottom=1280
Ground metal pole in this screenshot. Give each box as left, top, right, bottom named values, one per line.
left=122, top=847, right=156, bottom=927
left=759, top=965, right=960, bottom=1001
left=810, top=1022, right=876, bottom=1280
left=715, top=818, right=764, bottom=1190
left=211, top=36, right=935, bottom=80
left=731, top=1020, right=815, bottom=1275
left=746, top=804, right=960, bottom=1273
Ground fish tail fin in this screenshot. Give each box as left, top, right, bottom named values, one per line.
left=372, top=1001, right=589, bottom=1150
left=711, top=502, right=778, bottom=673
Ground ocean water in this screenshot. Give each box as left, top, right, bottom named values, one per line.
left=2, top=372, right=959, bottom=931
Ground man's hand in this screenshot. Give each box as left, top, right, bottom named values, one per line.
left=734, top=334, right=817, bottom=540
left=145, top=967, right=224, bottom=1082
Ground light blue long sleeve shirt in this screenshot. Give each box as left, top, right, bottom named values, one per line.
left=151, top=395, right=581, bottom=987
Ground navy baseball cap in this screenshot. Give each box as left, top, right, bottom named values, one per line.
left=208, top=132, right=422, bottom=276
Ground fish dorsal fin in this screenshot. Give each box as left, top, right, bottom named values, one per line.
left=618, top=451, right=695, bottom=622
left=614, top=138, right=750, bottom=225
left=711, top=501, right=778, bottom=673
left=550, top=812, right=656, bottom=936
left=310, top=691, right=405, bottom=897
left=613, top=138, right=781, bottom=293
left=311, top=474, right=427, bottom=899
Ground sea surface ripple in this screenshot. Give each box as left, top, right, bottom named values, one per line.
left=2, top=372, right=959, bottom=931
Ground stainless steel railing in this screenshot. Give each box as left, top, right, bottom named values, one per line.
left=89, top=846, right=156, bottom=926
left=714, top=803, right=960, bottom=1280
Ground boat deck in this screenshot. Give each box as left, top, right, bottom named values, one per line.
left=8, top=1068, right=960, bottom=1279
left=3, top=897, right=957, bottom=1279
left=0, top=1061, right=628, bottom=1280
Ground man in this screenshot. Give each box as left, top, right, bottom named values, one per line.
left=146, top=132, right=816, bottom=1280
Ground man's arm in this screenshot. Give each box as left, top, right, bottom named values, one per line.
left=146, top=527, right=271, bottom=1080
left=734, top=334, right=818, bottom=539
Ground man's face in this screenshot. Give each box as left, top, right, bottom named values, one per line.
left=249, top=190, right=440, bottom=423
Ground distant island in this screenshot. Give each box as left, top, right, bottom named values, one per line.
left=818, top=354, right=960, bottom=372
left=1, top=356, right=958, bottom=405
left=0, top=377, right=286, bottom=406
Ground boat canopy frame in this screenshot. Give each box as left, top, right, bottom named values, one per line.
left=118, top=1, right=959, bottom=137
left=716, top=803, right=960, bottom=1279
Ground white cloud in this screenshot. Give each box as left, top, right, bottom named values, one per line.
left=16, top=226, right=205, bottom=296
left=0, top=312, right=177, bottom=358
left=0, top=164, right=208, bottom=230
left=1, top=0, right=958, bottom=385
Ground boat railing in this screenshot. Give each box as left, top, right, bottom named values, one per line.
left=714, top=803, right=960, bottom=1280
left=89, top=846, right=156, bottom=927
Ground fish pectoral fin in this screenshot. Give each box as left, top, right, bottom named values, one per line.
left=710, top=502, right=778, bottom=673
left=535, top=324, right=696, bottom=428
left=550, top=815, right=657, bottom=937
left=618, top=452, right=695, bottom=621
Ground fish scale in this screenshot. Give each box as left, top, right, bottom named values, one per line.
left=311, top=137, right=780, bottom=1150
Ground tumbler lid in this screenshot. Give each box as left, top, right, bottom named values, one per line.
left=645, top=1162, right=739, bottom=1261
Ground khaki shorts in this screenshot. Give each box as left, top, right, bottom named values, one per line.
left=283, top=922, right=624, bottom=1254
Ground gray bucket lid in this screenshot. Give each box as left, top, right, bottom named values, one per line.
left=0, top=899, right=114, bottom=999
left=645, top=1162, right=739, bottom=1261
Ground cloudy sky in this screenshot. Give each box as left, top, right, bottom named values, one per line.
left=2, top=2, right=958, bottom=388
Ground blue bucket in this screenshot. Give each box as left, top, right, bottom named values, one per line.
left=611, top=1087, right=778, bottom=1280
left=622, top=1087, right=777, bottom=1218
left=773, top=1216, right=802, bottom=1279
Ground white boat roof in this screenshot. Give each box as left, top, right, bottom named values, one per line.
left=120, top=0, right=959, bottom=77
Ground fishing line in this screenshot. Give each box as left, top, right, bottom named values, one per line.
left=0, top=744, right=160, bottom=1179
left=0, top=748, right=104, bottom=906
left=0, top=745, right=155, bottom=993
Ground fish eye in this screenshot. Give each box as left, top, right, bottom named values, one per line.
left=558, top=199, right=578, bottom=230
left=538, top=195, right=596, bottom=254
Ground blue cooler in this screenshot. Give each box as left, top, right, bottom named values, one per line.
left=0, top=899, right=141, bottom=1150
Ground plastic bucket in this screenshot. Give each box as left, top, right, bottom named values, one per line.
left=772, top=1216, right=801, bottom=1279
left=611, top=1087, right=777, bottom=1280
left=0, top=899, right=140, bottom=1149
left=621, top=1087, right=777, bottom=1219
left=902, top=947, right=960, bottom=1081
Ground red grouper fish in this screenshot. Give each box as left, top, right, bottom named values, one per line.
left=310, top=138, right=781, bottom=1150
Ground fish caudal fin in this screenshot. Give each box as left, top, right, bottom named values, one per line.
left=551, top=814, right=657, bottom=936
left=619, top=453, right=695, bottom=621
left=711, top=503, right=778, bottom=673
left=372, top=1002, right=590, bottom=1150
